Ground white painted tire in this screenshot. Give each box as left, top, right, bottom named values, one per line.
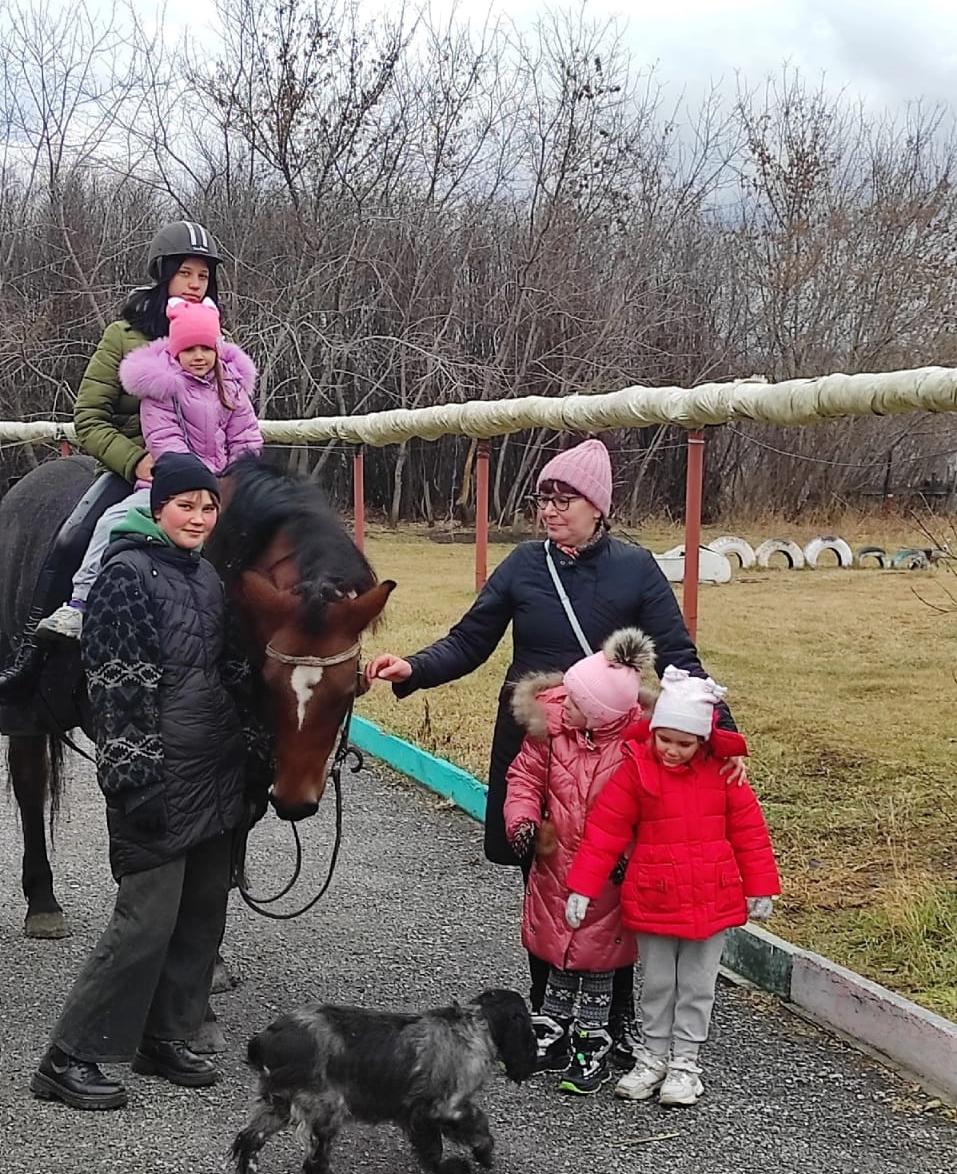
left=856, top=545, right=887, bottom=569
left=653, top=547, right=733, bottom=584
left=891, top=548, right=930, bottom=570
left=707, top=536, right=756, bottom=569
left=754, top=539, right=806, bottom=569
left=803, top=536, right=854, bottom=569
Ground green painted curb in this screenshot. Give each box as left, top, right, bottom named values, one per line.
left=350, top=716, right=488, bottom=822
left=723, top=924, right=794, bottom=998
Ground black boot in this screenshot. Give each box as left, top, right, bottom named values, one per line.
left=609, top=1006, right=641, bottom=1070
left=558, top=1026, right=613, bottom=1096
left=531, top=1014, right=572, bottom=1073
left=31, top=1045, right=127, bottom=1110
left=609, top=971, right=639, bottom=1069
left=132, top=1038, right=219, bottom=1087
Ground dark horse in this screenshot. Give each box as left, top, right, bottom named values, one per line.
left=0, top=454, right=394, bottom=938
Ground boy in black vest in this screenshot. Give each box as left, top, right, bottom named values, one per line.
left=32, top=453, right=253, bottom=1110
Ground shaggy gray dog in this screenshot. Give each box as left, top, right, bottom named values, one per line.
left=231, top=988, right=536, bottom=1174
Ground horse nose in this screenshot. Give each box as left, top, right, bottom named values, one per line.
left=269, top=794, right=320, bottom=822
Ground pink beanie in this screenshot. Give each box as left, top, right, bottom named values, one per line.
left=167, top=298, right=221, bottom=357
left=537, top=439, right=613, bottom=518
left=650, top=666, right=727, bottom=738
left=564, top=629, right=655, bottom=730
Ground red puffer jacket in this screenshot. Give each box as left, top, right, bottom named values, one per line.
left=504, top=675, right=640, bottom=973
left=567, top=719, right=780, bottom=939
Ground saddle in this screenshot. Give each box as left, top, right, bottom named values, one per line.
left=0, top=471, right=130, bottom=713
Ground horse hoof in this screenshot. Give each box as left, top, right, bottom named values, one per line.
left=210, top=958, right=237, bottom=994
left=25, top=911, right=70, bottom=939
left=191, top=1019, right=227, bottom=1054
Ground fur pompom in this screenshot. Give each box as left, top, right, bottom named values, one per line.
left=602, top=628, right=655, bottom=677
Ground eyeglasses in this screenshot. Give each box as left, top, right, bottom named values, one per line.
left=531, top=494, right=583, bottom=513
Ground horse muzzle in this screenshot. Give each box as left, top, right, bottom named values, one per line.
left=268, top=793, right=320, bottom=822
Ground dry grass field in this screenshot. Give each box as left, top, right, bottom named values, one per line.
left=356, top=516, right=957, bottom=1019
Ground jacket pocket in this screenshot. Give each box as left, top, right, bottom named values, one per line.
left=714, top=864, right=744, bottom=915
left=633, top=864, right=680, bottom=914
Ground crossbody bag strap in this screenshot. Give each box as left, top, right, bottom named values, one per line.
left=543, top=540, right=593, bottom=657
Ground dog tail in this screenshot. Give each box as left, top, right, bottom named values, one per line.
left=246, top=1015, right=318, bottom=1088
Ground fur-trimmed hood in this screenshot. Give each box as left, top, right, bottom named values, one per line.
left=510, top=673, right=564, bottom=738
left=120, top=336, right=257, bottom=403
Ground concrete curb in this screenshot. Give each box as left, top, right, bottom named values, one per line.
left=349, top=715, right=957, bottom=1104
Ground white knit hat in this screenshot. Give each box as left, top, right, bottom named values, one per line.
left=650, top=666, right=727, bottom=737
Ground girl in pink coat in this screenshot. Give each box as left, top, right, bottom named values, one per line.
left=567, top=667, right=780, bottom=1107
left=120, top=298, right=262, bottom=478
left=504, top=628, right=655, bottom=1096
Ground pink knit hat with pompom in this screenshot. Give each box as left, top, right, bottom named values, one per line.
left=537, top=439, right=613, bottom=518
left=564, top=629, right=655, bottom=730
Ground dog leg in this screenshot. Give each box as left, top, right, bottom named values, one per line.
left=407, top=1105, right=472, bottom=1174
left=230, top=1096, right=291, bottom=1174
left=442, top=1104, right=494, bottom=1170
left=300, top=1104, right=342, bottom=1174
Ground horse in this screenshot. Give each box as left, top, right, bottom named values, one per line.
left=0, top=453, right=394, bottom=939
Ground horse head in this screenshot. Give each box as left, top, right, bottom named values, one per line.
left=237, top=565, right=394, bottom=819
left=209, top=458, right=394, bottom=822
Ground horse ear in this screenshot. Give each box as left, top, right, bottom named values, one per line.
left=237, top=569, right=301, bottom=620
left=338, top=580, right=396, bottom=636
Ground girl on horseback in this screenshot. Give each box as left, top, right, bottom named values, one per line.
left=38, top=257, right=262, bottom=643
left=35, top=220, right=246, bottom=642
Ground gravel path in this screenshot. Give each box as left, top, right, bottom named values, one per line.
left=1, top=753, right=953, bottom=1174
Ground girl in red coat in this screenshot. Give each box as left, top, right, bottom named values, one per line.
left=504, top=629, right=655, bottom=1095
left=566, top=666, right=780, bottom=1106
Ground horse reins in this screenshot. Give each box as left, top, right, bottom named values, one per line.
left=232, top=641, right=364, bottom=920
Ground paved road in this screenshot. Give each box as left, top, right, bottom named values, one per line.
left=0, top=753, right=953, bottom=1174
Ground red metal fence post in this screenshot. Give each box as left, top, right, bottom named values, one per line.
left=682, top=430, right=706, bottom=641
left=475, top=439, right=490, bottom=592
left=353, top=445, right=365, bottom=552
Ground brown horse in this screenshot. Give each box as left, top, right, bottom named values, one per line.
left=0, top=454, right=393, bottom=936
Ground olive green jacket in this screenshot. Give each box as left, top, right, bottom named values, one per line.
left=73, top=320, right=150, bottom=482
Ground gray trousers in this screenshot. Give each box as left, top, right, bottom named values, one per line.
left=72, top=488, right=149, bottom=602
left=636, top=931, right=726, bottom=1060
left=51, top=833, right=232, bottom=1063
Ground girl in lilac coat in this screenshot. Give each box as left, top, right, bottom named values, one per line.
left=504, top=628, right=655, bottom=1096
left=120, top=298, right=262, bottom=476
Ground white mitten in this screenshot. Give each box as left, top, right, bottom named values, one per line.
left=747, top=896, right=774, bottom=921
left=565, top=893, right=591, bottom=928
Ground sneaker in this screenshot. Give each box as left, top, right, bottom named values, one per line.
left=35, top=604, right=83, bottom=643
left=31, top=1045, right=127, bottom=1110
left=658, top=1056, right=704, bottom=1106
left=614, top=1046, right=668, bottom=1100
left=532, top=1014, right=572, bottom=1073
left=609, top=1010, right=641, bottom=1069
left=558, top=1027, right=612, bottom=1096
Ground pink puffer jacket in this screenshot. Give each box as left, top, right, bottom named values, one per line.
left=504, top=674, right=640, bottom=973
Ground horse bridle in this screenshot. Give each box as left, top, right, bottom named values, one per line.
left=232, top=641, right=364, bottom=920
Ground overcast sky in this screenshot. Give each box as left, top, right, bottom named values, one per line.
left=157, top=0, right=957, bottom=111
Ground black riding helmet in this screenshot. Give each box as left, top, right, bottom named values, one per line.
left=147, top=220, right=223, bottom=280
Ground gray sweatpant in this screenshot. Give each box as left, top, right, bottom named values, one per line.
left=71, top=487, right=150, bottom=602
left=51, top=833, right=232, bottom=1063
left=636, top=931, right=726, bottom=1060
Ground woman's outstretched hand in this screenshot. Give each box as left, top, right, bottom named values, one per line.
left=365, top=653, right=413, bottom=685
left=720, top=755, right=749, bottom=786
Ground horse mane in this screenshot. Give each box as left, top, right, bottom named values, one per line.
left=208, top=457, right=376, bottom=631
